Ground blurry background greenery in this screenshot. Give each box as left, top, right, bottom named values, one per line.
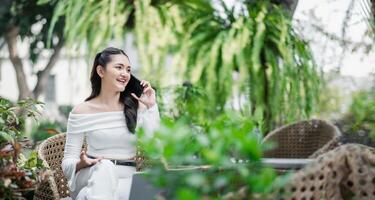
left=45, top=0, right=320, bottom=133
left=0, top=0, right=374, bottom=199
left=137, top=114, right=287, bottom=199
left=30, top=120, right=65, bottom=143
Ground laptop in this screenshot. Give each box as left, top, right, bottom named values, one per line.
left=129, top=172, right=165, bottom=200
left=129, top=166, right=208, bottom=199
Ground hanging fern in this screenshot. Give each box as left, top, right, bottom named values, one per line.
left=45, top=0, right=321, bottom=132
left=42, top=0, right=132, bottom=54
left=135, top=0, right=321, bottom=132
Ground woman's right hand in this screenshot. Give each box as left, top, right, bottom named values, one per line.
left=75, top=151, right=102, bottom=172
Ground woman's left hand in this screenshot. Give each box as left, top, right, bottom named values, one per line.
left=131, top=80, right=156, bottom=109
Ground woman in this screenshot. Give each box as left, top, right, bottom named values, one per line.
left=62, top=47, right=160, bottom=199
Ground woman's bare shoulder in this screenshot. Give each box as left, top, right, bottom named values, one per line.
left=71, top=101, right=98, bottom=114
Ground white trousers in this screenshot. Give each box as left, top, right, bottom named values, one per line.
left=71, top=160, right=136, bottom=200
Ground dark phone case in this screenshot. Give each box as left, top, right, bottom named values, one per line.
left=129, top=75, right=144, bottom=97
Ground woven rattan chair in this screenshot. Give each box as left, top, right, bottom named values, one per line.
left=33, top=133, right=72, bottom=200
left=33, top=133, right=145, bottom=200
left=263, top=119, right=341, bottom=159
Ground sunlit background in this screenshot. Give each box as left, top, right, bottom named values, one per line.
left=0, top=0, right=374, bottom=199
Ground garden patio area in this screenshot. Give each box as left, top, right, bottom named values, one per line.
left=1, top=0, right=374, bottom=199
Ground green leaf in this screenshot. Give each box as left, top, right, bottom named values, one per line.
left=0, top=131, right=14, bottom=142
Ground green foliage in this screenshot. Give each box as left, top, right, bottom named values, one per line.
left=137, top=113, right=282, bottom=199
left=174, top=83, right=207, bottom=123
left=135, top=0, right=321, bottom=132
left=31, top=120, right=65, bottom=142
left=0, top=98, right=46, bottom=198
left=40, top=0, right=132, bottom=54
left=0, top=0, right=64, bottom=63
left=18, top=151, right=44, bottom=171
left=134, top=0, right=184, bottom=86
left=161, top=83, right=208, bottom=124
left=0, top=98, right=43, bottom=145
left=342, top=89, right=375, bottom=137
left=45, top=0, right=320, bottom=132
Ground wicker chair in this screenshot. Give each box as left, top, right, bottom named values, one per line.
left=263, top=119, right=341, bottom=159
left=33, top=133, right=144, bottom=200
left=33, top=133, right=72, bottom=200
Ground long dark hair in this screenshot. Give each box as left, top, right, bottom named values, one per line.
left=85, top=47, right=143, bottom=133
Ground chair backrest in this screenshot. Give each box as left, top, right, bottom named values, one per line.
left=36, top=133, right=72, bottom=199
left=263, top=119, right=341, bottom=158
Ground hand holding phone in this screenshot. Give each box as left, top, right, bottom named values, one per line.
left=129, top=76, right=156, bottom=109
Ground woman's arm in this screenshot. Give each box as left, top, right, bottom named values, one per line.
left=132, top=80, right=160, bottom=137
left=137, top=103, right=161, bottom=137
left=61, top=131, right=84, bottom=191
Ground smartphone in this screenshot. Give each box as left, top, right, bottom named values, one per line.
left=126, top=74, right=144, bottom=97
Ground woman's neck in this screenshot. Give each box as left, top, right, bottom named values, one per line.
left=96, top=91, right=122, bottom=109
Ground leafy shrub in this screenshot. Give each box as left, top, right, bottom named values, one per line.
left=138, top=113, right=284, bottom=199
left=0, top=98, right=46, bottom=199
left=342, top=90, right=375, bottom=137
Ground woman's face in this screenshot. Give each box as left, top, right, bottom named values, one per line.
left=98, top=54, right=131, bottom=92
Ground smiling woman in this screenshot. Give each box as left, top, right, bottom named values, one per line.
left=61, top=47, right=160, bottom=200
left=96, top=54, right=133, bottom=91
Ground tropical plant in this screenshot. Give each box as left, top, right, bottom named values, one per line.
left=137, top=113, right=287, bottom=199
left=38, top=0, right=132, bottom=54
left=39, top=0, right=169, bottom=56
left=43, top=0, right=321, bottom=132
left=0, top=98, right=46, bottom=199
left=134, top=0, right=321, bottom=132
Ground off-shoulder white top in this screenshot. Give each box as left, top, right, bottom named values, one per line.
left=62, top=104, right=160, bottom=191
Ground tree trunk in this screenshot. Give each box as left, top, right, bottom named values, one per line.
left=6, top=26, right=65, bottom=101
left=5, top=26, right=33, bottom=100
left=32, top=39, right=64, bottom=99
